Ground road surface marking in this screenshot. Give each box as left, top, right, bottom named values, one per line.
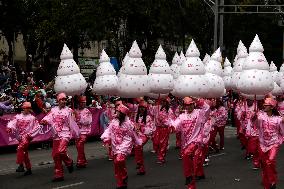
left=209, top=152, right=226, bottom=158
left=52, top=182, right=84, bottom=189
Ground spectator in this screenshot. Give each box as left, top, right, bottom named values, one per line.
left=32, top=90, right=47, bottom=115
left=0, top=93, right=14, bottom=113
left=26, top=54, right=33, bottom=72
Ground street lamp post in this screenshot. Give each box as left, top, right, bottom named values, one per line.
left=214, top=0, right=218, bottom=50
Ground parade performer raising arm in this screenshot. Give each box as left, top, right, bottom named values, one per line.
left=167, top=97, right=210, bottom=189
left=74, top=96, right=92, bottom=168
left=101, top=104, right=142, bottom=189
left=6, top=102, right=40, bottom=176
left=40, top=92, right=80, bottom=182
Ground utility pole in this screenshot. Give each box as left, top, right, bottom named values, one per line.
left=219, top=0, right=224, bottom=51
left=213, top=0, right=218, bottom=50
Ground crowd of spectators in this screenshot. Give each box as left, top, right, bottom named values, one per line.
left=0, top=55, right=101, bottom=116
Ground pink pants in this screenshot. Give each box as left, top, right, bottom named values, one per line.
left=194, top=145, right=205, bottom=177
left=134, top=135, right=148, bottom=173
left=52, top=139, right=73, bottom=179
left=182, top=143, right=198, bottom=189
left=152, top=130, right=158, bottom=152
left=194, top=143, right=209, bottom=177
left=259, top=146, right=279, bottom=189
left=234, top=114, right=240, bottom=135
left=16, top=136, right=31, bottom=169
left=75, top=134, right=88, bottom=166
left=247, top=136, right=260, bottom=168
left=155, top=127, right=170, bottom=162
left=114, top=154, right=128, bottom=188
left=210, top=126, right=225, bottom=150
left=176, top=132, right=181, bottom=148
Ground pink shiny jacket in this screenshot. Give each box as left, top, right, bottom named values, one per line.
left=255, top=111, right=284, bottom=152
left=75, top=108, right=92, bottom=135
left=101, top=118, right=142, bottom=155
left=214, top=106, right=228, bottom=127
left=240, top=105, right=259, bottom=137
left=42, top=106, right=80, bottom=140
left=135, top=115, right=155, bottom=136
left=169, top=104, right=210, bottom=149
left=7, top=113, right=40, bottom=141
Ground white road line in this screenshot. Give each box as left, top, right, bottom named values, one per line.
left=52, top=182, right=84, bottom=189
left=209, top=152, right=226, bottom=158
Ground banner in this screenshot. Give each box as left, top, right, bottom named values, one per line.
left=0, top=108, right=104, bottom=147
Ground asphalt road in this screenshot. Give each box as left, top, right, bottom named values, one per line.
left=0, top=127, right=284, bottom=189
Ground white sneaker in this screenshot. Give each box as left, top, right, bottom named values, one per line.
left=203, top=162, right=209, bottom=167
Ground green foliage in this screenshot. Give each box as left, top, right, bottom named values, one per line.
left=0, top=0, right=283, bottom=71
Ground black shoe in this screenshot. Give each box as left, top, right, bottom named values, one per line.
left=67, top=162, right=74, bottom=173
left=270, top=184, right=276, bottom=189
left=137, top=171, right=145, bottom=175
left=185, top=176, right=193, bottom=185
left=123, top=176, right=128, bottom=185
left=116, top=186, right=127, bottom=189
left=76, top=164, right=86, bottom=169
left=16, top=165, right=25, bottom=172
left=52, top=177, right=64, bottom=182
left=195, top=175, right=205, bottom=180
left=24, top=169, right=32, bottom=176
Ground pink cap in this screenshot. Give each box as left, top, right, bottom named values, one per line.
left=57, top=92, right=67, bottom=101
left=264, top=97, right=277, bottom=107
left=117, top=104, right=129, bottom=115
left=183, top=97, right=194, bottom=105
left=22, top=102, right=31, bottom=109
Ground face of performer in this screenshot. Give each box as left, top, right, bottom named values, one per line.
left=138, top=106, right=146, bottom=114
left=23, top=107, right=31, bottom=115
left=116, top=111, right=126, bottom=122
left=59, top=98, right=67, bottom=108
left=79, top=101, right=86, bottom=109
left=184, top=103, right=195, bottom=113
left=263, top=104, right=273, bottom=113
left=247, top=99, right=254, bottom=107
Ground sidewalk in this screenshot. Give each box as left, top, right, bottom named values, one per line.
left=0, top=126, right=237, bottom=175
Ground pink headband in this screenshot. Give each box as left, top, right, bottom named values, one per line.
left=117, top=104, right=129, bottom=115
left=22, top=102, right=31, bottom=109
left=183, top=97, right=194, bottom=105
left=264, top=98, right=277, bottom=107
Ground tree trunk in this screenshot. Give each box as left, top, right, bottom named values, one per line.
left=73, top=43, right=79, bottom=63
left=8, top=40, right=13, bottom=64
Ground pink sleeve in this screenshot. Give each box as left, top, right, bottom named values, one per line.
left=277, top=117, right=284, bottom=137
left=7, top=118, right=17, bottom=131
left=101, top=127, right=111, bottom=142
left=81, top=110, right=93, bottom=125
left=42, top=110, right=54, bottom=125
left=144, top=115, right=155, bottom=135
left=29, top=117, right=41, bottom=138
left=69, top=113, right=80, bottom=138
left=169, top=115, right=182, bottom=131
left=130, top=129, right=143, bottom=146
